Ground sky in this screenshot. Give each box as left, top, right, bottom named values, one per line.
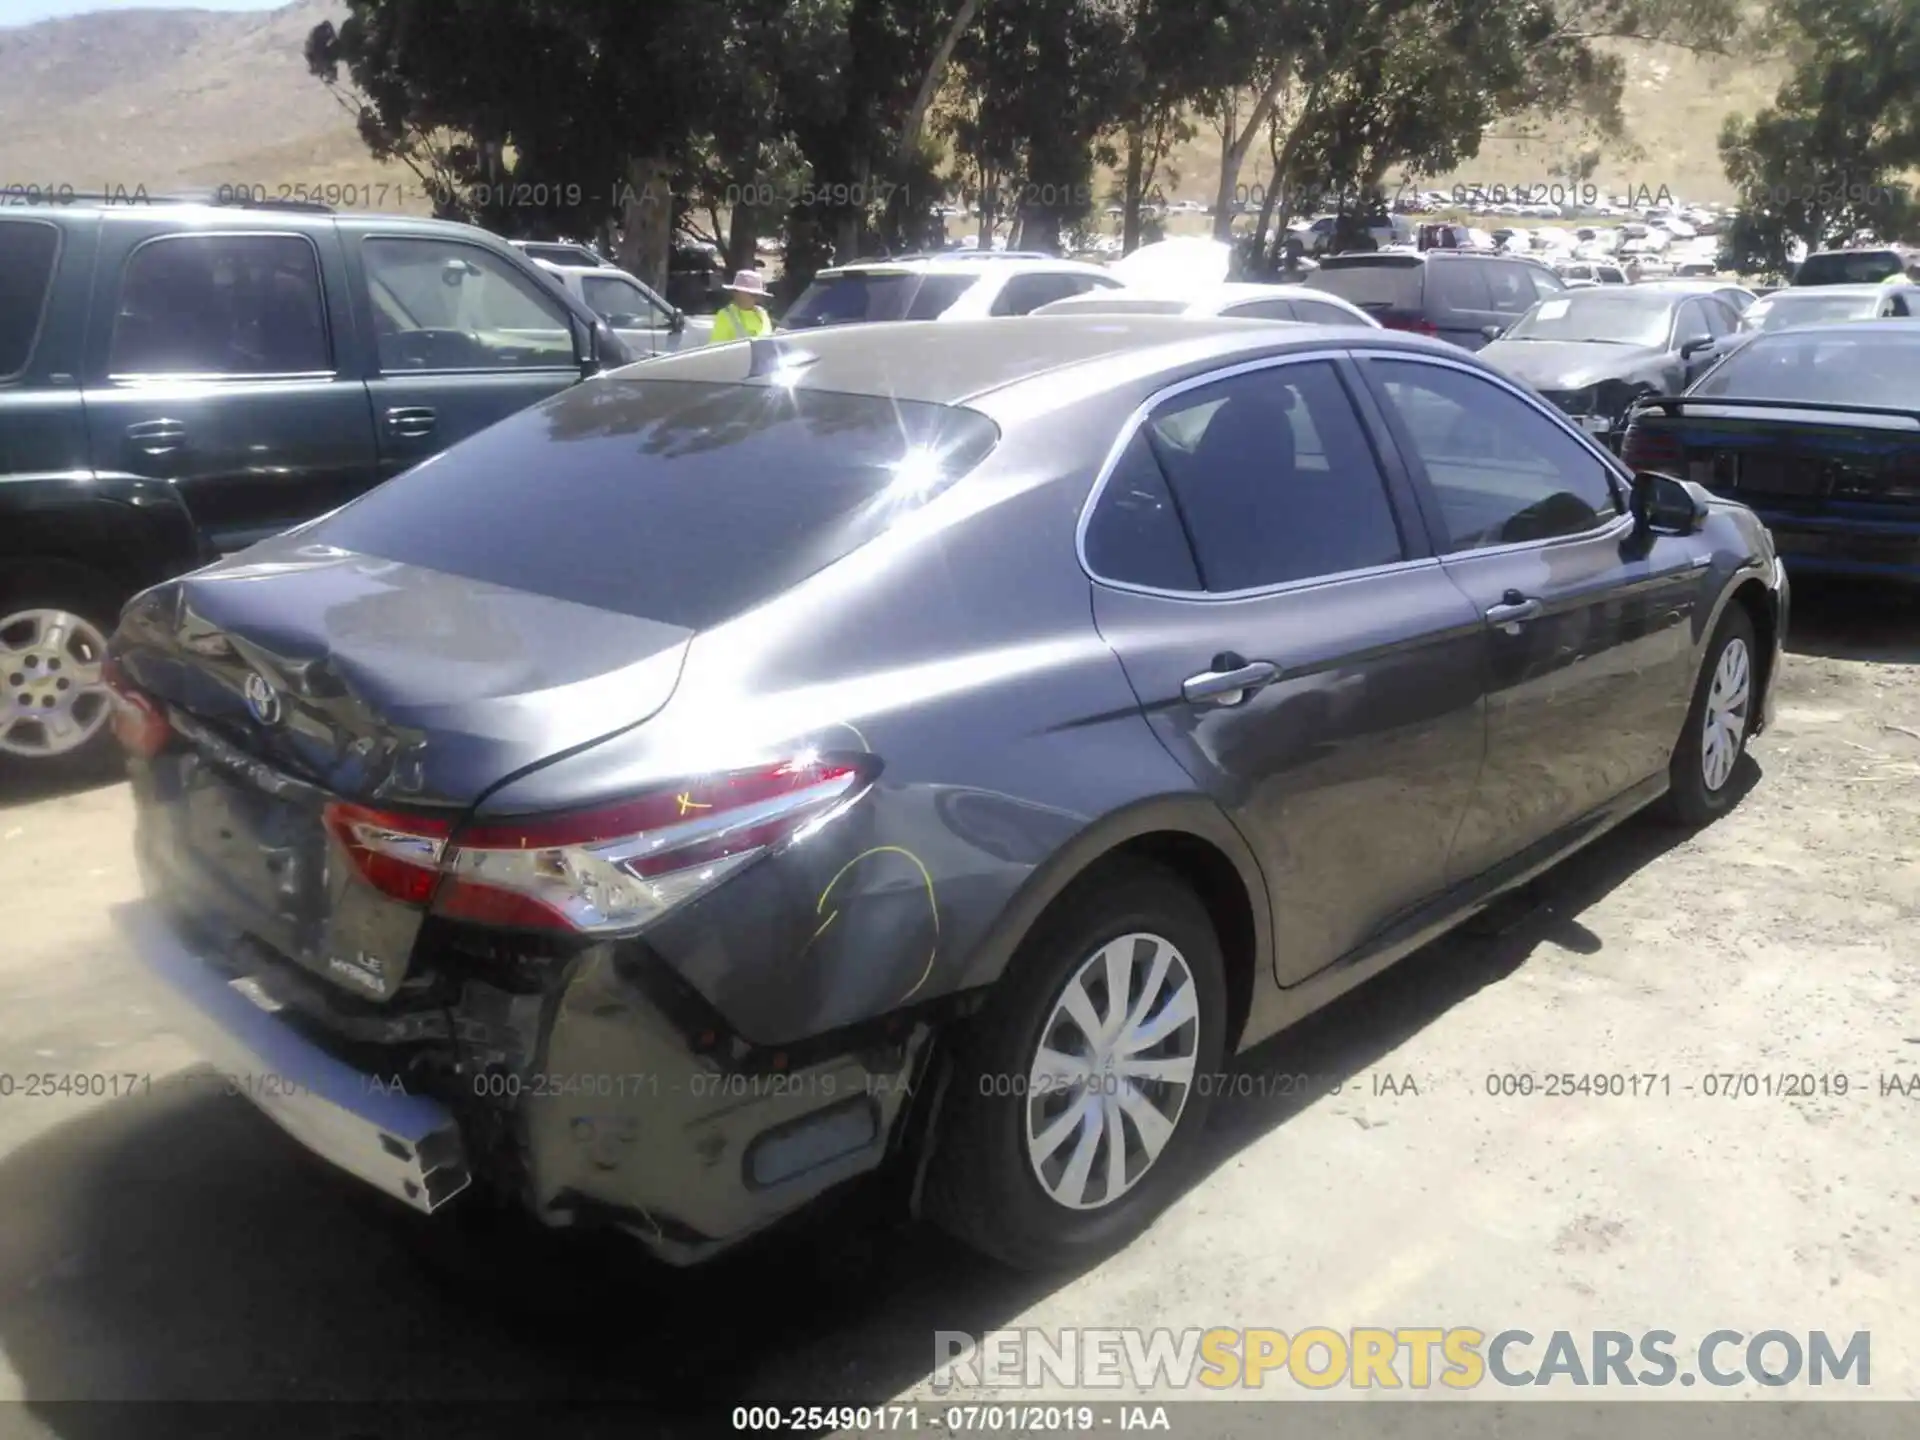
left=0, top=0, right=282, bottom=26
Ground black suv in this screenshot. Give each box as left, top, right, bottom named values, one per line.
left=1303, top=250, right=1567, bottom=350
left=1789, top=246, right=1920, bottom=287
left=0, top=195, right=631, bottom=779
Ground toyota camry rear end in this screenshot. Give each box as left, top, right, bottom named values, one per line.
left=104, top=321, right=1247, bottom=1267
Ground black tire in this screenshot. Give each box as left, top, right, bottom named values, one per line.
left=0, top=562, right=125, bottom=790
left=1658, top=602, right=1758, bottom=826
left=923, top=859, right=1228, bottom=1271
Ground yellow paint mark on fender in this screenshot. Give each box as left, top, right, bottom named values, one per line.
left=675, top=792, right=712, bottom=816
left=807, top=845, right=940, bottom=1003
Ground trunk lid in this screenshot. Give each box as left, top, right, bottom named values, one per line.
left=1621, top=400, right=1920, bottom=513
left=115, top=540, right=691, bottom=999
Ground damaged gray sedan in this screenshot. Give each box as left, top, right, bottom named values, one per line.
left=108, top=315, right=1784, bottom=1271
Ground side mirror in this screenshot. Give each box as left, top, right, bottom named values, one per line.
left=1679, top=337, right=1715, bottom=358
left=668, top=309, right=687, bottom=334
left=1482, top=323, right=1506, bottom=341
left=1630, top=469, right=1711, bottom=536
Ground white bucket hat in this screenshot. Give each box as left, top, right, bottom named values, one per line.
left=729, top=269, right=769, bottom=296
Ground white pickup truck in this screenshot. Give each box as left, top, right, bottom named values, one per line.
left=530, top=258, right=715, bottom=358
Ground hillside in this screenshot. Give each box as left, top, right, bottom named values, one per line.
left=0, top=3, right=1787, bottom=215
left=0, top=0, right=422, bottom=205
left=1149, top=42, right=1790, bottom=212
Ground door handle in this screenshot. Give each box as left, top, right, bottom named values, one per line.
left=385, top=406, right=437, bottom=438
left=1182, top=658, right=1280, bottom=707
left=127, top=418, right=186, bottom=454
left=1486, top=590, right=1544, bottom=629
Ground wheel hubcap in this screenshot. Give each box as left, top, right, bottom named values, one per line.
left=1024, top=932, right=1200, bottom=1211
left=1700, top=636, right=1750, bottom=793
left=0, top=609, right=111, bottom=759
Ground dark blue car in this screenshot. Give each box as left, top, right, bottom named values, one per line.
left=1622, top=322, right=1920, bottom=582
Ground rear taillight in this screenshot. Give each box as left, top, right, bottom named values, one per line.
left=1381, top=315, right=1439, bottom=337
left=322, top=802, right=452, bottom=906
left=1620, top=417, right=1683, bottom=471
left=102, top=658, right=171, bottom=758
left=321, top=754, right=871, bottom=933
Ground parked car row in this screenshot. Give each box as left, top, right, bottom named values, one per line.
left=0, top=196, right=644, bottom=778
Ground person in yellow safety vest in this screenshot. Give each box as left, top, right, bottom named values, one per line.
left=707, top=269, right=775, bottom=343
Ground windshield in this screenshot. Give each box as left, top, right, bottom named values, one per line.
left=782, top=272, right=973, bottom=328
left=1793, top=251, right=1904, bottom=285
left=305, top=381, right=1001, bottom=630
left=1503, top=291, right=1674, bottom=346
left=1741, top=292, right=1880, bottom=331
left=1689, top=331, right=1920, bottom=407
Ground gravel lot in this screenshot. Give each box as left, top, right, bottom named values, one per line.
left=0, top=578, right=1914, bottom=1431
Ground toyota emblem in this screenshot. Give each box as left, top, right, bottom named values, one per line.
left=243, top=672, right=282, bottom=726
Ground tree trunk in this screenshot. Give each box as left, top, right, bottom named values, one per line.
left=1122, top=125, right=1146, bottom=255
left=900, top=0, right=988, bottom=161
left=727, top=196, right=758, bottom=275
left=977, top=162, right=999, bottom=250
left=616, top=155, right=673, bottom=293
left=1257, top=86, right=1321, bottom=265
left=831, top=155, right=872, bottom=264
left=1212, top=75, right=1289, bottom=241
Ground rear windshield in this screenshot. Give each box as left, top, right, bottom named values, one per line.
left=0, top=219, right=61, bottom=378
left=783, top=271, right=974, bottom=327
left=1742, top=292, right=1881, bottom=331
left=1690, top=331, right=1920, bottom=407
left=303, top=381, right=1000, bottom=629
left=1794, top=251, right=1906, bottom=286
left=1303, top=259, right=1423, bottom=310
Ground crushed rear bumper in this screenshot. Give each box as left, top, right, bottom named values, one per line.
left=112, top=901, right=471, bottom=1214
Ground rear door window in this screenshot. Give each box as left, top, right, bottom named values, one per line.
left=110, top=233, right=330, bottom=377
left=1426, top=260, right=1491, bottom=315
left=1525, top=267, right=1566, bottom=301
left=783, top=271, right=931, bottom=326
left=904, top=274, right=975, bottom=319
left=302, top=381, right=1001, bottom=630
left=1141, top=360, right=1405, bottom=591
left=990, top=273, right=1104, bottom=316
left=1486, top=262, right=1542, bottom=314
left=1083, top=431, right=1202, bottom=591
left=0, top=218, right=60, bottom=379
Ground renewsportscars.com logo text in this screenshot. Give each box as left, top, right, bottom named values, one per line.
left=931, top=1327, right=1871, bottom=1391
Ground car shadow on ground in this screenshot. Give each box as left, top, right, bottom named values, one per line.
left=1786, top=577, right=1920, bottom=665
left=0, top=766, right=1752, bottom=1436
left=0, top=762, right=126, bottom=814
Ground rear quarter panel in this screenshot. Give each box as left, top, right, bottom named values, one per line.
left=477, top=390, right=1270, bottom=1047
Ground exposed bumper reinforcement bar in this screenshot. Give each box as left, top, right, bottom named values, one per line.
left=110, top=902, right=471, bottom=1214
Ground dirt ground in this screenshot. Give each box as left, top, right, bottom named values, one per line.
left=0, top=578, right=1914, bottom=1431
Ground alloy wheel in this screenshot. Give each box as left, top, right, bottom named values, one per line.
left=0, top=608, right=111, bottom=758
left=1700, top=635, right=1751, bottom=793
left=1024, top=932, right=1201, bottom=1211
